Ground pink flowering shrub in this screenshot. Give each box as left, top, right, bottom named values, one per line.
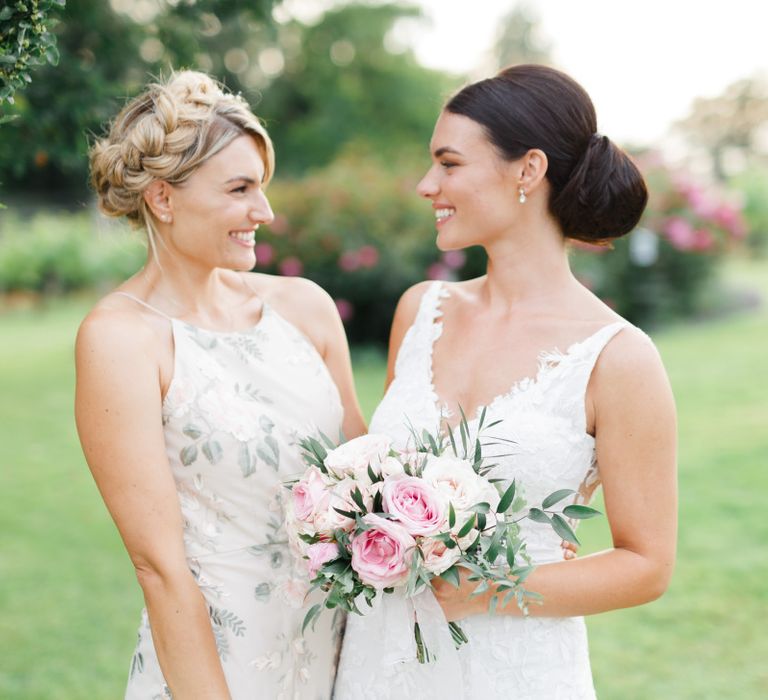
left=254, top=149, right=749, bottom=337
left=571, top=154, right=748, bottom=325
left=254, top=149, right=470, bottom=343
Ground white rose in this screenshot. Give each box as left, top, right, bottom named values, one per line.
left=312, top=478, right=370, bottom=535
left=420, top=536, right=462, bottom=575
left=324, top=434, right=392, bottom=481
left=422, top=454, right=500, bottom=513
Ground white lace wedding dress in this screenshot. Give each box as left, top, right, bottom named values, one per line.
left=334, top=281, right=628, bottom=699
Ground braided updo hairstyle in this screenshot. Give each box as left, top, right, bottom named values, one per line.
left=89, top=70, right=274, bottom=246
left=445, top=64, right=647, bottom=244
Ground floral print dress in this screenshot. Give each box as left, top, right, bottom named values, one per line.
left=119, top=294, right=344, bottom=700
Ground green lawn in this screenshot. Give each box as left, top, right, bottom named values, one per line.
left=1, top=259, right=766, bottom=698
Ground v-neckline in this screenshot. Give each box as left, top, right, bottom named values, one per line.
left=424, top=282, right=624, bottom=431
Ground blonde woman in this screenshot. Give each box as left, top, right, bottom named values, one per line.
left=77, top=71, right=366, bottom=699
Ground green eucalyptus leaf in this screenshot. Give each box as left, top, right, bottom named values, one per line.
left=551, top=514, right=580, bottom=546
left=302, top=603, right=322, bottom=634
left=456, top=514, right=476, bottom=538
left=351, top=486, right=367, bottom=513
left=476, top=511, right=486, bottom=532
left=497, top=480, right=517, bottom=513
left=468, top=502, right=491, bottom=514
left=541, top=488, right=576, bottom=510
left=562, top=504, right=602, bottom=519
left=527, top=508, right=552, bottom=524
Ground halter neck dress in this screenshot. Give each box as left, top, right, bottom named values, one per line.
left=116, top=290, right=344, bottom=700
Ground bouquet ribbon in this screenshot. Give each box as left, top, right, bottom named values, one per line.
left=357, top=587, right=467, bottom=698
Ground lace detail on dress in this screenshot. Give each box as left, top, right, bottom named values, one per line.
left=336, top=282, right=631, bottom=700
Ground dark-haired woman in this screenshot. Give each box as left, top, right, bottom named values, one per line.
left=334, top=64, right=677, bottom=699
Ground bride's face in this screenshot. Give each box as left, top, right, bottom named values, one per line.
left=417, top=111, right=522, bottom=251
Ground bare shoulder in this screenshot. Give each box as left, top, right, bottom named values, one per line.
left=76, top=296, right=158, bottom=364
left=392, top=280, right=437, bottom=327
left=592, top=323, right=672, bottom=401
left=246, top=272, right=337, bottom=320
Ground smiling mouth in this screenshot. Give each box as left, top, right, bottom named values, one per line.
left=435, top=207, right=455, bottom=224
left=229, top=230, right=256, bottom=245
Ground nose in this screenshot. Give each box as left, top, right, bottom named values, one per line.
left=416, top=165, right=439, bottom=199
left=249, top=190, right=274, bottom=225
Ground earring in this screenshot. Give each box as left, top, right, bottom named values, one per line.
left=160, top=214, right=171, bottom=223
left=518, top=187, right=527, bottom=204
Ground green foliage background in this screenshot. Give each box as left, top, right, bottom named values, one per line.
left=1, top=258, right=767, bottom=698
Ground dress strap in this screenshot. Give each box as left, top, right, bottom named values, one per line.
left=392, top=281, right=448, bottom=386
left=555, top=320, right=631, bottom=433
left=113, top=291, right=174, bottom=321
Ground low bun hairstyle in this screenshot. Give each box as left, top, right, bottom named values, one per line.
left=445, top=64, right=647, bottom=244
left=89, top=70, right=274, bottom=236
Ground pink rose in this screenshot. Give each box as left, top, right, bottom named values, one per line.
left=420, top=536, right=461, bottom=575
left=381, top=475, right=446, bottom=536
left=291, top=468, right=329, bottom=522
left=306, top=542, right=340, bottom=578
left=351, top=514, right=416, bottom=588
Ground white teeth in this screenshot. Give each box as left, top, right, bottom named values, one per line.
left=435, top=208, right=455, bottom=221
left=230, top=231, right=256, bottom=242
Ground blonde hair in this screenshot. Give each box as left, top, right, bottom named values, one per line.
left=89, top=70, right=274, bottom=252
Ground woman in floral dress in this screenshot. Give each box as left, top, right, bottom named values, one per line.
left=76, top=71, right=366, bottom=699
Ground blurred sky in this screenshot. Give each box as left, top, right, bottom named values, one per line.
left=279, top=0, right=768, bottom=148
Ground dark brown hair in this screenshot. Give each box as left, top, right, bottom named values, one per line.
left=445, top=64, right=647, bottom=243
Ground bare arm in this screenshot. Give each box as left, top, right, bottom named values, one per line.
left=75, top=312, right=231, bottom=698
left=434, top=328, right=678, bottom=619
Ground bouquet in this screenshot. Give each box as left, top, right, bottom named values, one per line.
left=286, top=411, right=600, bottom=662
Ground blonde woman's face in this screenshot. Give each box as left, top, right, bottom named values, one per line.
left=165, top=134, right=274, bottom=271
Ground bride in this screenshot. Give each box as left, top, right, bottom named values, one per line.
left=334, top=64, right=677, bottom=698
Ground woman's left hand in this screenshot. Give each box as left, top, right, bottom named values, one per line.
left=431, top=569, right=490, bottom=622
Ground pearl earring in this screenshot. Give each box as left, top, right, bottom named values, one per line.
left=518, top=187, right=527, bottom=204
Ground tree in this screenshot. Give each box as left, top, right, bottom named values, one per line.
left=0, top=0, right=277, bottom=196
left=0, top=0, right=66, bottom=112
left=675, top=76, right=768, bottom=180
left=256, top=2, right=456, bottom=175
left=491, top=4, right=552, bottom=71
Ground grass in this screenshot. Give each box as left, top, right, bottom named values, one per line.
left=1, top=258, right=767, bottom=698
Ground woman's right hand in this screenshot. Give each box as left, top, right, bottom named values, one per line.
left=562, top=540, right=579, bottom=560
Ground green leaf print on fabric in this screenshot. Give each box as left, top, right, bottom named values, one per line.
left=242, top=383, right=274, bottom=404
left=130, top=650, right=144, bottom=678
left=180, top=444, right=198, bottom=466
left=224, top=332, right=267, bottom=363
left=209, top=605, right=246, bottom=661
left=187, top=328, right=218, bottom=351
left=238, top=442, right=256, bottom=477
left=259, top=415, right=275, bottom=433
left=202, top=440, right=224, bottom=465
left=183, top=424, right=203, bottom=439
left=254, top=582, right=272, bottom=602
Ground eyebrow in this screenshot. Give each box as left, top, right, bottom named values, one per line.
left=224, top=176, right=258, bottom=184
left=433, top=146, right=463, bottom=157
